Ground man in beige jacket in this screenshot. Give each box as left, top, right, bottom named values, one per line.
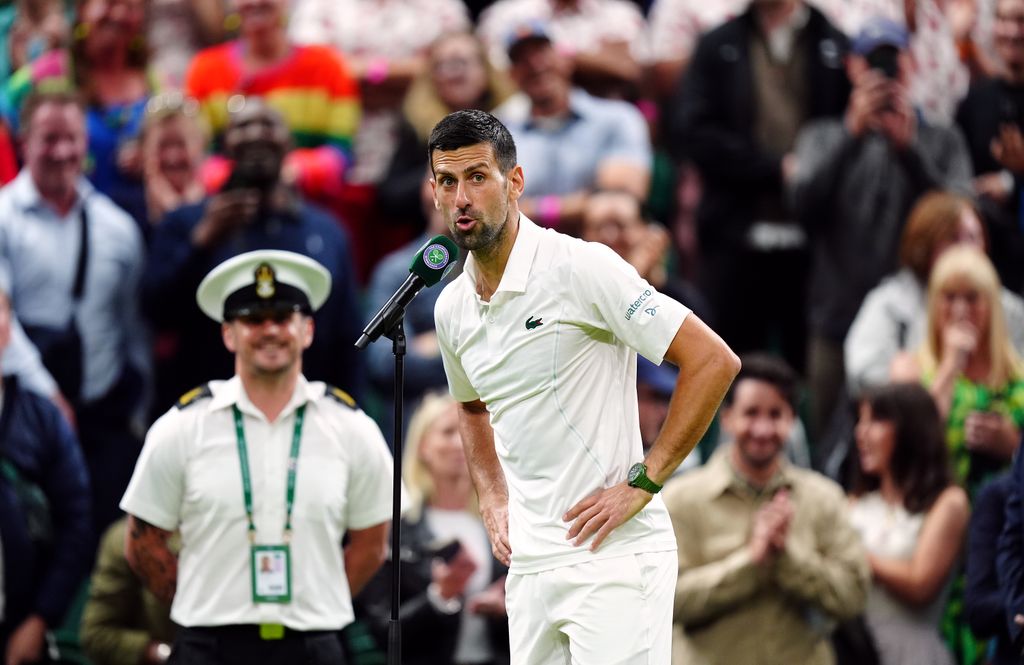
left=663, top=353, right=869, bottom=665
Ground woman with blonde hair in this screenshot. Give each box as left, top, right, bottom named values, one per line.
left=379, top=30, right=515, bottom=233
left=357, top=392, right=510, bottom=665
left=891, top=246, right=1024, bottom=499
left=846, top=190, right=1024, bottom=397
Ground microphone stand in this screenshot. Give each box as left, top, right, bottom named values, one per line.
left=385, top=316, right=405, bottom=665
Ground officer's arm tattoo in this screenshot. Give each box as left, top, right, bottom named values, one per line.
left=125, top=515, right=178, bottom=606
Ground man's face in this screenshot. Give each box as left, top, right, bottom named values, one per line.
left=996, top=0, right=1024, bottom=71
left=581, top=193, right=645, bottom=259
left=722, top=378, right=794, bottom=471
left=223, top=310, right=313, bottom=378
left=79, top=0, right=145, bottom=51
left=509, top=40, right=569, bottom=107
left=430, top=142, right=524, bottom=252
left=22, top=101, right=87, bottom=203
left=224, top=100, right=290, bottom=189
left=232, top=0, right=285, bottom=34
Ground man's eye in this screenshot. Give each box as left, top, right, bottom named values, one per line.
left=472, top=174, right=485, bottom=182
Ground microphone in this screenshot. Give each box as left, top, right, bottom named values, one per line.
left=355, top=235, right=459, bottom=349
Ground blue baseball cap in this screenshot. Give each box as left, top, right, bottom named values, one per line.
left=637, top=358, right=678, bottom=397
left=851, top=16, right=910, bottom=55
left=506, top=20, right=553, bottom=60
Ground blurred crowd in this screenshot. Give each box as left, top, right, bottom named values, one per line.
left=6, top=0, right=1024, bottom=663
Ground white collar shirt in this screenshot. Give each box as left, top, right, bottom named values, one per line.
left=120, top=375, right=395, bottom=629
left=434, top=216, right=689, bottom=573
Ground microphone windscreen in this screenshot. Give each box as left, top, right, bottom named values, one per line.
left=409, top=235, right=460, bottom=287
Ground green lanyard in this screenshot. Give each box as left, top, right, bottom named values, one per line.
left=232, top=404, right=306, bottom=543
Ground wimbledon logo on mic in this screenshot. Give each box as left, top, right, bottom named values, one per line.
left=423, top=243, right=451, bottom=271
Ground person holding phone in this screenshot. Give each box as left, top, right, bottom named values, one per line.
left=356, top=392, right=511, bottom=665
left=791, top=15, right=973, bottom=448
left=142, top=97, right=365, bottom=416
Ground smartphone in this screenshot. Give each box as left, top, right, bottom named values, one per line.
left=866, top=45, right=900, bottom=79
left=430, top=539, right=462, bottom=563
left=220, top=164, right=255, bottom=192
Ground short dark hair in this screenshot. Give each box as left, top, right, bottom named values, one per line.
left=849, top=382, right=952, bottom=513
left=428, top=109, right=517, bottom=174
left=20, top=89, right=85, bottom=137
left=723, top=353, right=799, bottom=411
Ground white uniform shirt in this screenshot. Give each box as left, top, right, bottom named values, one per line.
left=120, top=375, right=394, bottom=630
left=434, top=216, right=689, bottom=574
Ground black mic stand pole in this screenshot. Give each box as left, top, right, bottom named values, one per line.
left=385, top=316, right=406, bottom=665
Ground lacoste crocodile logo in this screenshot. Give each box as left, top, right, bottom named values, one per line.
left=525, top=316, right=544, bottom=330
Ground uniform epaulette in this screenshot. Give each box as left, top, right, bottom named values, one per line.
left=175, top=384, right=212, bottom=410
left=325, top=385, right=357, bottom=409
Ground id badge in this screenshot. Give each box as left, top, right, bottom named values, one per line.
left=251, top=545, right=292, bottom=603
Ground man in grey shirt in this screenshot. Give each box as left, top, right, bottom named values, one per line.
left=790, top=16, right=973, bottom=440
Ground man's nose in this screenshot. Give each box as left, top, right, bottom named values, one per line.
left=751, top=416, right=775, bottom=437
left=51, top=139, right=78, bottom=161
left=455, top=181, right=471, bottom=208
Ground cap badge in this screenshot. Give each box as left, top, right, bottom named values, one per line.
left=255, top=263, right=276, bottom=299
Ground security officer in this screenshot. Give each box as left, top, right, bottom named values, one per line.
left=121, top=249, right=393, bottom=665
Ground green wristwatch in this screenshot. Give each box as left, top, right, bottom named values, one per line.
left=627, top=462, right=662, bottom=494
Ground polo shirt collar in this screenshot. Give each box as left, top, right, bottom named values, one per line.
left=523, top=89, right=588, bottom=131
left=464, top=214, right=543, bottom=298
left=210, top=374, right=315, bottom=422
left=10, top=169, right=94, bottom=215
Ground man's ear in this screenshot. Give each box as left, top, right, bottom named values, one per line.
left=508, top=164, right=525, bottom=203
left=301, top=316, right=314, bottom=350
left=222, top=322, right=237, bottom=353
left=719, top=403, right=735, bottom=436
left=430, top=177, right=440, bottom=209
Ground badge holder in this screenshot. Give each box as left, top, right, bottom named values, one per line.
left=251, top=544, right=292, bottom=603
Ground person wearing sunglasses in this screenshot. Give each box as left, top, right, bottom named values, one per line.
left=121, top=249, right=394, bottom=665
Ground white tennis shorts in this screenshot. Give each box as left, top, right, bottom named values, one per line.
left=505, top=550, right=676, bottom=665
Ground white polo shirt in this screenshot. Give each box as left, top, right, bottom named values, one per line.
left=434, top=215, right=689, bottom=574
left=120, top=375, right=394, bottom=629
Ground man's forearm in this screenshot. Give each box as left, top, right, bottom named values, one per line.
left=125, top=516, right=178, bottom=606
left=458, top=401, right=508, bottom=505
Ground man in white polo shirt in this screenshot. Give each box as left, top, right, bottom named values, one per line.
left=430, top=109, right=741, bottom=664
left=120, top=249, right=394, bottom=665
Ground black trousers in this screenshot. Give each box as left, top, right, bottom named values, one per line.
left=170, top=626, right=348, bottom=665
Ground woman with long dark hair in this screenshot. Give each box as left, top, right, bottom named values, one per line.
left=849, top=382, right=970, bottom=665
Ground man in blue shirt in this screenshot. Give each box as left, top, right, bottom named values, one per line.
left=495, top=22, right=652, bottom=234
left=0, top=89, right=148, bottom=536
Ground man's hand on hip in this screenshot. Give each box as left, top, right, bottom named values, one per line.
left=563, top=483, right=652, bottom=551
left=481, top=498, right=511, bottom=566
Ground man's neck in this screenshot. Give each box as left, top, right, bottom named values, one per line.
left=239, top=368, right=300, bottom=422
left=245, top=31, right=289, bottom=66
left=754, top=0, right=800, bottom=34
left=530, top=90, right=572, bottom=120
left=40, top=185, right=78, bottom=218
left=729, top=444, right=782, bottom=489
left=472, top=213, right=521, bottom=302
